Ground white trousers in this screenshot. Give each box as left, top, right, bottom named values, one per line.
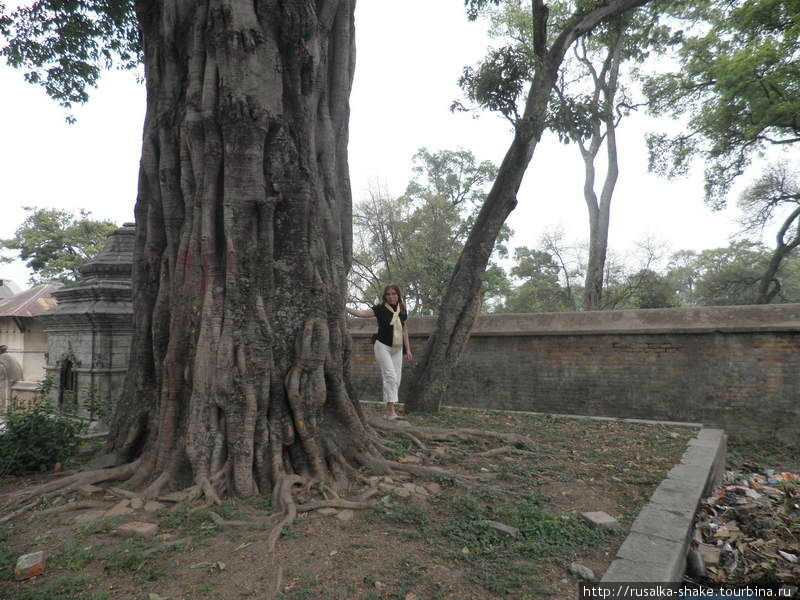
left=374, top=340, right=402, bottom=404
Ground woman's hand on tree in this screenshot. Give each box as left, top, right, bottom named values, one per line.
left=347, top=306, right=373, bottom=318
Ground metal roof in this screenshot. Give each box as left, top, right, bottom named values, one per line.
left=0, top=283, right=61, bottom=318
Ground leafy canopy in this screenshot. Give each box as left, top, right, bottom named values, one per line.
left=0, top=0, right=140, bottom=118
left=644, top=0, right=800, bottom=207
left=1, top=206, right=117, bottom=284
left=666, top=241, right=800, bottom=306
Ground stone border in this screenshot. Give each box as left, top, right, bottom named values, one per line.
left=602, top=428, right=727, bottom=582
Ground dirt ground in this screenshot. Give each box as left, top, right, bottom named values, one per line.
left=0, top=406, right=696, bottom=600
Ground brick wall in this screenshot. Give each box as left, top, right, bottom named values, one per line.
left=347, top=304, right=800, bottom=442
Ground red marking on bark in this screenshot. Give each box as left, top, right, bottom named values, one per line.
left=201, top=276, right=206, bottom=292
left=186, top=251, right=193, bottom=269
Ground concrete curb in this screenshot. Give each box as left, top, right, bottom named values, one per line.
left=601, top=428, right=727, bottom=583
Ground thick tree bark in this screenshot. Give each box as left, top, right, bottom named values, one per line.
left=580, top=37, right=623, bottom=311
left=107, top=0, right=371, bottom=499
left=405, top=0, right=652, bottom=413
left=756, top=204, right=800, bottom=304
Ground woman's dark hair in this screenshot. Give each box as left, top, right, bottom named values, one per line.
left=381, top=283, right=405, bottom=313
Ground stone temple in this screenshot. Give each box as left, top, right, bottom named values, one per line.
left=38, top=223, right=135, bottom=425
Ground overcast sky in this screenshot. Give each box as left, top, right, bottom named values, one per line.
left=0, top=1, right=765, bottom=290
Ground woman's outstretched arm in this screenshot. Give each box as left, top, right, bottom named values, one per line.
left=346, top=306, right=374, bottom=318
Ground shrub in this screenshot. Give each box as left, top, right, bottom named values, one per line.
left=0, top=405, right=87, bottom=476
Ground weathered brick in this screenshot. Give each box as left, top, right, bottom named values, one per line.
left=15, top=551, right=45, bottom=580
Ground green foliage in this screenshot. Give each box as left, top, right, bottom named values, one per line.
left=84, top=386, right=112, bottom=422
left=620, top=268, right=679, bottom=308
left=727, top=437, right=800, bottom=471
left=0, top=206, right=117, bottom=284
left=0, top=0, right=140, bottom=117
left=350, top=148, right=511, bottom=314
left=665, top=241, right=800, bottom=306
left=501, top=246, right=576, bottom=312
left=644, top=0, right=800, bottom=206
left=440, top=491, right=613, bottom=595
left=0, top=404, right=87, bottom=476
left=460, top=1, right=673, bottom=129
left=104, top=538, right=166, bottom=582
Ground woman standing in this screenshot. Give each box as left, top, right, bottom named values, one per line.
left=347, top=284, right=412, bottom=419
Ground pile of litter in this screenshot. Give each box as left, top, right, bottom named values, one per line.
left=686, top=468, right=799, bottom=595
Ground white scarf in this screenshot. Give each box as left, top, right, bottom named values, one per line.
left=385, top=303, right=403, bottom=352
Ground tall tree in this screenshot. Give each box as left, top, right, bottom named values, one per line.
left=0, top=207, right=117, bottom=284
left=1, top=1, right=404, bottom=506
left=484, top=1, right=670, bottom=310
left=350, top=148, right=510, bottom=314
left=405, top=0, right=655, bottom=413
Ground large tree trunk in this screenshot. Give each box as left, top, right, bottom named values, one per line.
left=107, top=0, right=370, bottom=499
left=404, top=0, right=651, bottom=414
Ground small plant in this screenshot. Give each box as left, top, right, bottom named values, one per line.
left=84, top=386, right=112, bottom=422
left=104, top=538, right=166, bottom=582
left=60, top=389, right=79, bottom=415
left=35, top=375, right=56, bottom=399
left=0, top=404, right=88, bottom=476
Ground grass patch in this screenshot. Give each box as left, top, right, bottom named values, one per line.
left=0, top=524, right=16, bottom=583
left=2, top=575, right=109, bottom=600
left=727, top=438, right=800, bottom=471
left=436, top=491, right=614, bottom=595
left=158, top=504, right=219, bottom=537
left=51, top=540, right=97, bottom=571
left=103, top=537, right=166, bottom=582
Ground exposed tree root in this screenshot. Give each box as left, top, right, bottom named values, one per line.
left=475, top=445, right=538, bottom=458
left=109, top=488, right=143, bottom=500
left=208, top=511, right=254, bottom=528
left=359, top=454, right=468, bottom=481
left=0, top=458, right=143, bottom=521
left=389, top=429, right=428, bottom=451
left=266, top=475, right=305, bottom=552
left=25, top=500, right=109, bottom=522
left=366, top=415, right=533, bottom=447
left=296, top=497, right=373, bottom=513
left=0, top=499, right=46, bottom=525
left=0, top=405, right=535, bottom=557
